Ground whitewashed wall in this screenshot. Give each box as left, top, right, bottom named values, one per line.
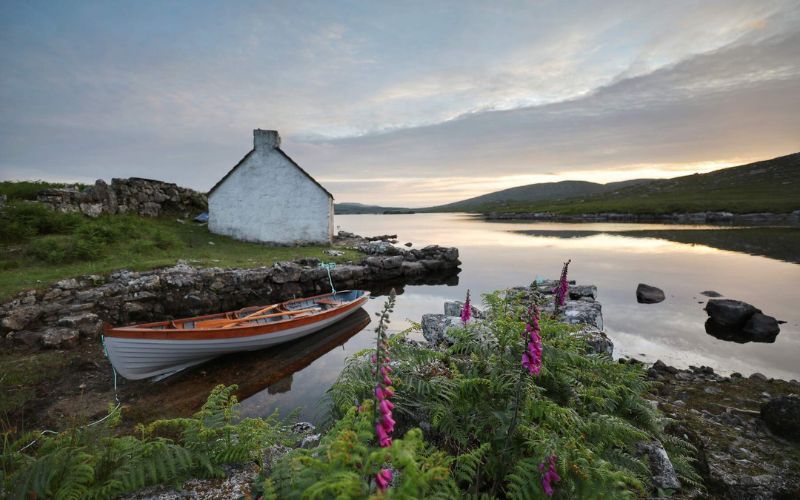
left=209, top=132, right=333, bottom=244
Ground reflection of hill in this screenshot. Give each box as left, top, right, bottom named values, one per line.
left=514, top=228, right=800, bottom=264
left=121, top=308, right=371, bottom=426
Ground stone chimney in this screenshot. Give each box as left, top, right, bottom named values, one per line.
left=254, top=129, right=280, bottom=150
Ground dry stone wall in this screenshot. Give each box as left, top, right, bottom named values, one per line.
left=37, top=177, right=207, bottom=217
left=0, top=245, right=460, bottom=349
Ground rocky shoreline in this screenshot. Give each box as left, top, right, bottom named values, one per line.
left=0, top=234, right=460, bottom=350
left=418, top=282, right=799, bottom=499
left=484, top=210, right=800, bottom=225
left=116, top=279, right=800, bottom=499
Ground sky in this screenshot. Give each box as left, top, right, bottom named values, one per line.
left=1, top=0, right=799, bottom=207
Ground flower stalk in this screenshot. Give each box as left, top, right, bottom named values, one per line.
left=372, top=290, right=397, bottom=492
left=521, top=305, right=543, bottom=376
left=460, top=289, right=472, bottom=324
left=540, top=455, right=561, bottom=497
left=553, top=259, right=571, bottom=314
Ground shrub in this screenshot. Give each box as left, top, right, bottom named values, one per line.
left=261, top=402, right=457, bottom=499
left=326, top=289, right=702, bottom=497
left=0, top=181, right=86, bottom=201
left=0, top=202, right=82, bottom=243
left=1, top=385, right=293, bottom=499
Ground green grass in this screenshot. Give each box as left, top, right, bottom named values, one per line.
left=0, top=180, right=87, bottom=201
left=0, top=351, right=70, bottom=429
left=492, top=184, right=800, bottom=215
left=0, top=205, right=361, bottom=300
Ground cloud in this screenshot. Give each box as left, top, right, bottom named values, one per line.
left=286, top=26, right=800, bottom=204
left=0, top=0, right=798, bottom=205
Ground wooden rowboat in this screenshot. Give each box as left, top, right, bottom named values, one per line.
left=103, top=290, right=370, bottom=380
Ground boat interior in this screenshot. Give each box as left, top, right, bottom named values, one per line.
left=156, top=290, right=367, bottom=330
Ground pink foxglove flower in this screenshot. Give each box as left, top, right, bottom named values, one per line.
left=373, top=292, right=396, bottom=448
left=460, top=289, right=472, bottom=324
left=371, top=291, right=397, bottom=492
left=376, top=468, right=393, bottom=492
left=521, top=305, right=543, bottom=376
left=554, top=260, right=571, bottom=308
left=539, top=455, right=561, bottom=497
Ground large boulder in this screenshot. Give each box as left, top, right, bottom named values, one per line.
left=761, top=396, right=800, bottom=441
left=639, top=440, right=681, bottom=491
left=636, top=283, right=665, bottom=304
left=705, top=299, right=759, bottom=327
left=569, top=285, right=597, bottom=300
left=443, top=300, right=485, bottom=319
left=420, top=314, right=458, bottom=345
left=574, top=327, right=613, bottom=356
left=559, top=299, right=603, bottom=331
left=742, top=313, right=781, bottom=342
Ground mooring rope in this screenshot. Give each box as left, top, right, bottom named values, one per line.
left=17, top=337, right=122, bottom=453
left=319, top=262, right=337, bottom=294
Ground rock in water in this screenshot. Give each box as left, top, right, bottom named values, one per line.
left=700, top=290, right=723, bottom=297
left=636, top=283, right=665, bottom=304
left=761, top=396, right=800, bottom=441
left=742, top=313, right=780, bottom=342
left=705, top=299, right=759, bottom=327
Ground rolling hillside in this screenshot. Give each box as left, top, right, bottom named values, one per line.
left=334, top=152, right=800, bottom=215
left=334, top=202, right=415, bottom=214
left=488, top=152, right=800, bottom=215
left=424, top=178, right=652, bottom=212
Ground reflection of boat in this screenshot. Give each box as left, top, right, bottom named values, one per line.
left=103, top=290, right=369, bottom=380
left=117, top=308, right=371, bottom=426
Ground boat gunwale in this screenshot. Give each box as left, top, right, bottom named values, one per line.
left=104, top=291, right=369, bottom=341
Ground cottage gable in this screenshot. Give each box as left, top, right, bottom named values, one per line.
left=208, top=130, right=334, bottom=244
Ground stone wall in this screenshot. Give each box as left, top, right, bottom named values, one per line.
left=0, top=245, right=460, bottom=349
left=37, top=177, right=207, bottom=218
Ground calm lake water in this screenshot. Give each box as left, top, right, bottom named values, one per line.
left=233, top=213, right=800, bottom=422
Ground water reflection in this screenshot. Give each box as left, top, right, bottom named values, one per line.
left=513, top=227, right=800, bottom=264
left=336, top=214, right=800, bottom=381
left=123, top=308, right=371, bottom=424
left=127, top=214, right=800, bottom=425
left=704, top=318, right=780, bottom=344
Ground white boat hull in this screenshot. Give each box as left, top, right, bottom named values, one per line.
left=104, top=293, right=368, bottom=380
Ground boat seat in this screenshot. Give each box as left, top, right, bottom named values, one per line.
left=316, top=299, right=340, bottom=306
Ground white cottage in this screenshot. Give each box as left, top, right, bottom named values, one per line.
left=208, top=130, right=334, bottom=244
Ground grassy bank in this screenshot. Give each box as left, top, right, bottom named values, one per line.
left=0, top=202, right=361, bottom=300
left=0, top=180, right=87, bottom=202
left=480, top=184, right=800, bottom=215
left=2, top=291, right=701, bottom=498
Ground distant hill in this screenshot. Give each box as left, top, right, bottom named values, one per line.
left=334, top=202, right=415, bottom=214
left=424, top=178, right=652, bottom=212
left=334, top=152, right=800, bottom=216
left=488, top=152, right=800, bottom=215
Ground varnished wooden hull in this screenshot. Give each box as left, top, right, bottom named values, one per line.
left=103, top=291, right=369, bottom=380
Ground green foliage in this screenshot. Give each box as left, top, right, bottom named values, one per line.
left=0, top=205, right=362, bottom=300
left=264, top=402, right=457, bottom=499
left=1, top=385, right=292, bottom=499
left=0, top=180, right=87, bottom=201
left=0, top=201, right=82, bottom=242
left=328, top=290, right=703, bottom=497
